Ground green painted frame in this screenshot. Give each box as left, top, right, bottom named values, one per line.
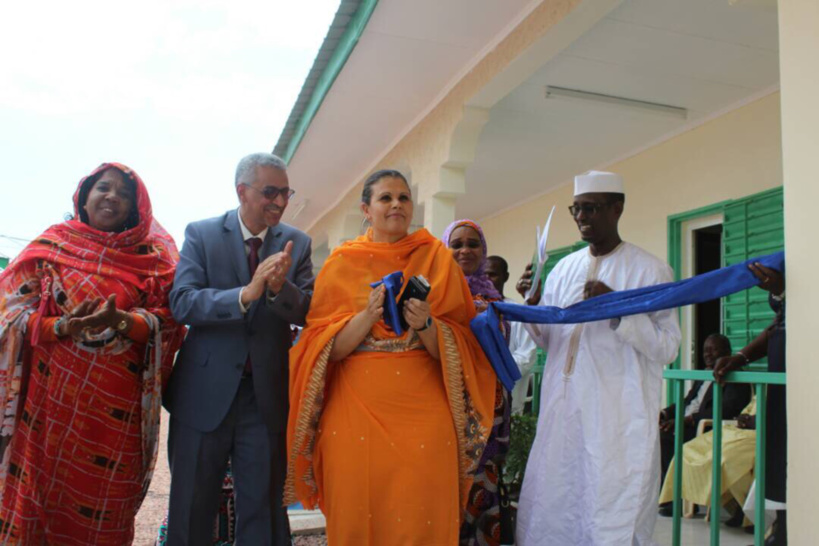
left=665, top=200, right=731, bottom=402
left=281, top=0, right=380, bottom=163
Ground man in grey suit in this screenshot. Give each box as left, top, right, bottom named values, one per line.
left=165, top=152, right=313, bottom=545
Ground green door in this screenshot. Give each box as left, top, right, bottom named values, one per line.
left=666, top=186, right=784, bottom=398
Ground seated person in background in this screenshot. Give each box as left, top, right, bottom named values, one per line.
left=658, top=333, right=751, bottom=514
left=658, top=398, right=757, bottom=527
left=485, top=255, right=538, bottom=416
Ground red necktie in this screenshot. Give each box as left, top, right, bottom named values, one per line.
left=247, top=237, right=263, bottom=276
left=244, top=237, right=263, bottom=375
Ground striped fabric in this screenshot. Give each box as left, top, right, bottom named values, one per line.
left=0, top=163, right=184, bottom=544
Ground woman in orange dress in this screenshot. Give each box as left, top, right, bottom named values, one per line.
left=0, top=163, right=184, bottom=544
left=286, top=170, right=496, bottom=545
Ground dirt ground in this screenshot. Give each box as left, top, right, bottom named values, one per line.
left=133, top=410, right=172, bottom=545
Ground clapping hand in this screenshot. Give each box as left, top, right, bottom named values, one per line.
left=65, top=295, right=128, bottom=337
left=57, top=298, right=100, bottom=338
left=263, top=240, right=294, bottom=295
left=242, top=241, right=294, bottom=304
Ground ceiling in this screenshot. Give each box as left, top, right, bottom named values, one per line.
left=281, top=0, right=536, bottom=229
left=282, top=0, right=780, bottom=232
left=460, top=0, right=780, bottom=219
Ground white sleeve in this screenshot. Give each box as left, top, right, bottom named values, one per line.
left=613, top=264, right=681, bottom=365
left=510, top=322, right=538, bottom=376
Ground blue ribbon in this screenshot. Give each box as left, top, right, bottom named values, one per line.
left=370, top=271, right=405, bottom=335
left=471, top=251, right=785, bottom=392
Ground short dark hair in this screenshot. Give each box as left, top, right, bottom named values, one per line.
left=607, top=192, right=625, bottom=205
left=487, top=255, right=508, bottom=274
left=705, top=333, right=732, bottom=355
left=361, top=169, right=410, bottom=204
left=77, top=167, right=139, bottom=232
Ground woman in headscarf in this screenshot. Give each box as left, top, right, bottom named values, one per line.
left=0, top=163, right=184, bottom=545
left=444, top=219, right=511, bottom=546
left=286, top=170, right=496, bottom=545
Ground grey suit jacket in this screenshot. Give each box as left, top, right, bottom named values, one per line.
left=164, top=210, right=314, bottom=434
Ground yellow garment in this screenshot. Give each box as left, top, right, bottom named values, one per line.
left=659, top=398, right=756, bottom=507
left=285, top=228, right=496, bottom=546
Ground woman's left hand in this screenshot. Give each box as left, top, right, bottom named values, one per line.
left=68, top=294, right=127, bottom=334
left=403, top=298, right=431, bottom=331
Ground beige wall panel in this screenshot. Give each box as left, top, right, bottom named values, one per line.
left=778, top=0, right=819, bottom=541
left=481, top=93, right=783, bottom=299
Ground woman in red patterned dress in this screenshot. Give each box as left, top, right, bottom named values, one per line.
left=0, top=163, right=184, bottom=544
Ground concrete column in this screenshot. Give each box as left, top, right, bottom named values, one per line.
left=423, top=192, right=458, bottom=239
left=420, top=106, right=490, bottom=238
left=778, top=0, right=819, bottom=541
left=422, top=165, right=467, bottom=238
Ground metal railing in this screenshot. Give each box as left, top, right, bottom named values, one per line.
left=662, top=368, right=786, bottom=546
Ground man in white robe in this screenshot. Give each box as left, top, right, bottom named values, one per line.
left=515, top=171, right=681, bottom=546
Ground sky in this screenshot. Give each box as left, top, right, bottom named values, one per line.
left=0, top=0, right=341, bottom=260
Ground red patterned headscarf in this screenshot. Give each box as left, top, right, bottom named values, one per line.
left=0, top=163, right=184, bottom=494
left=3, top=162, right=178, bottom=300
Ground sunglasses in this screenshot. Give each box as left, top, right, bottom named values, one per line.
left=568, top=202, right=610, bottom=217
left=241, top=183, right=295, bottom=201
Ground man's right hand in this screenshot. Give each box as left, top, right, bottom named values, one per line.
left=516, top=263, right=541, bottom=305
left=241, top=257, right=277, bottom=306
left=713, top=354, right=748, bottom=385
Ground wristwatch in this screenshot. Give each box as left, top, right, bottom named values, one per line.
left=417, top=316, right=433, bottom=332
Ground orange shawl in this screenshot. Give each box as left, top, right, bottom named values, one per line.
left=285, top=228, right=496, bottom=509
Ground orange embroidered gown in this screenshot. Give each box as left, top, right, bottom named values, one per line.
left=286, top=229, right=496, bottom=545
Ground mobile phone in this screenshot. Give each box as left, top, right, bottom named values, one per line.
left=398, top=275, right=430, bottom=331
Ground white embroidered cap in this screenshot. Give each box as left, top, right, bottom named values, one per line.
left=574, top=170, right=625, bottom=196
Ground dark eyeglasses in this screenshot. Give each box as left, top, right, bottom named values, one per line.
left=568, top=202, right=610, bottom=217
left=241, top=183, right=295, bottom=201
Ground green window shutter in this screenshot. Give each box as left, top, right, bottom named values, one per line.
left=538, top=241, right=588, bottom=286
left=0, top=257, right=8, bottom=270
left=722, top=187, right=784, bottom=358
